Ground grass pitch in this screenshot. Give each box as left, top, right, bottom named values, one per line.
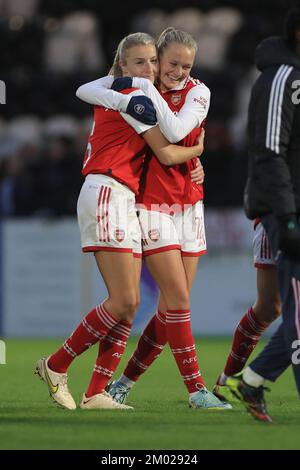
left=0, top=337, right=299, bottom=450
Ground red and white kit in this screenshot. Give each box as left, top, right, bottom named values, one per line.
left=76, top=76, right=211, bottom=396
left=76, top=75, right=210, bottom=257
left=253, top=219, right=276, bottom=268
left=78, top=174, right=142, bottom=256
left=138, top=200, right=206, bottom=256
left=135, top=76, right=210, bottom=256
left=77, top=88, right=154, bottom=256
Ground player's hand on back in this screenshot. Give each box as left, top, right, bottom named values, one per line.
left=196, top=129, right=205, bottom=157
left=190, top=158, right=205, bottom=185
left=126, top=96, right=157, bottom=125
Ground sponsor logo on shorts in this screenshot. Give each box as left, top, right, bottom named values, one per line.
left=171, top=94, right=182, bottom=105
left=114, top=228, right=125, bottom=242
left=148, top=229, right=160, bottom=242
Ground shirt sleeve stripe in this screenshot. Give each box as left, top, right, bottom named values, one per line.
left=266, top=65, right=293, bottom=154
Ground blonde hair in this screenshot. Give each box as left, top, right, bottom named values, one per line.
left=156, top=27, right=197, bottom=56
left=110, top=32, right=156, bottom=77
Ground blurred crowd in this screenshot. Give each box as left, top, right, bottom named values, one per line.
left=0, top=0, right=297, bottom=216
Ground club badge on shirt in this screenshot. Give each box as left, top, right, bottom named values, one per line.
left=171, top=94, right=182, bottom=105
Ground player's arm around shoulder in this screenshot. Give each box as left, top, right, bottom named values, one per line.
left=133, top=77, right=191, bottom=143
left=76, top=75, right=131, bottom=111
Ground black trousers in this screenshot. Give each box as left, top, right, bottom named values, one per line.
left=249, top=214, right=300, bottom=395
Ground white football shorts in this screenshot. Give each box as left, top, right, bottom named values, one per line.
left=253, top=221, right=276, bottom=269
left=137, top=200, right=207, bottom=257
left=77, top=174, right=141, bottom=257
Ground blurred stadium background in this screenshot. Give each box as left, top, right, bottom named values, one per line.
left=0, top=0, right=298, bottom=338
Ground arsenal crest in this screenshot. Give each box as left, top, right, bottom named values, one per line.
left=115, top=228, right=125, bottom=242
left=171, top=94, right=181, bottom=105
left=148, top=229, right=160, bottom=242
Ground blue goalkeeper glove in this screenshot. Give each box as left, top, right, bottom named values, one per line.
left=111, top=77, right=133, bottom=92
left=126, top=95, right=157, bottom=125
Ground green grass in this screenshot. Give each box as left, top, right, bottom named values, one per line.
left=0, top=338, right=299, bottom=450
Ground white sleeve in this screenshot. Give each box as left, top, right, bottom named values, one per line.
left=132, top=77, right=210, bottom=143
left=120, top=90, right=157, bottom=134
left=75, top=75, right=131, bottom=112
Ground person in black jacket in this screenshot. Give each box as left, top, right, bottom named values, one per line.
left=224, top=8, right=300, bottom=423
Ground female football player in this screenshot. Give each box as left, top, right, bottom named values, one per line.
left=35, top=32, right=205, bottom=411
left=76, top=28, right=231, bottom=410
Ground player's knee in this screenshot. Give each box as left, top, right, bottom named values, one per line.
left=254, top=299, right=282, bottom=323
left=165, top=287, right=190, bottom=310
left=113, top=293, right=139, bottom=321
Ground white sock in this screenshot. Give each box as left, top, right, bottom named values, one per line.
left=219, top=373, right=228, bottom=385
left=243, top=366, right=264, bottom=388
left=119, top=374, right=136, bottom=389
left=189, top=384, right=206, bottom=398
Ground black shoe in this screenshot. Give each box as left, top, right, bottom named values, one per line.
left=226, top=375, right=273, bottom=423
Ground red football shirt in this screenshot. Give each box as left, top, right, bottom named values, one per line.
left=137, top=78, right=204, bottom=212
left=82, top=89, right=152, bottom=195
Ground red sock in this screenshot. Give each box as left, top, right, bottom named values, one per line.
left=86, top=319, right=132, bottom=397
left=166, top=309, right=205, bottom=393
left=123, top=311, right=167, bottom=382
left=224, top=307, right=269, bottom=376
left=48, top=302, right=119, bottom=373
